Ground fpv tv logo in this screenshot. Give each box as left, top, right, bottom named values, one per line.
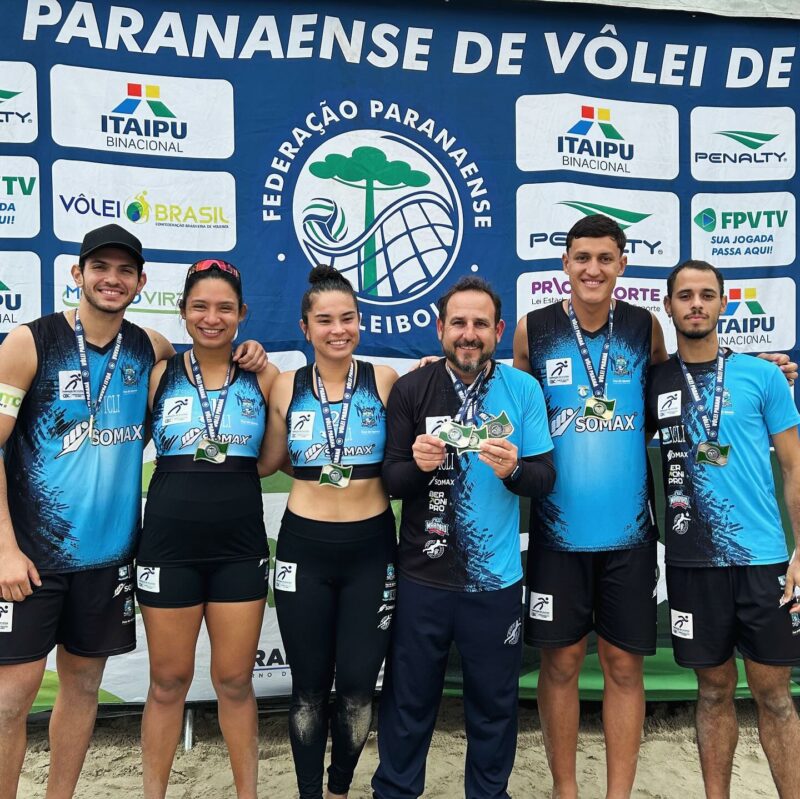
left=113, top=84, right=175, bottom=118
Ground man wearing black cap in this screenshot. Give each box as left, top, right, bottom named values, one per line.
left=0, top=224, right=266, bottom=799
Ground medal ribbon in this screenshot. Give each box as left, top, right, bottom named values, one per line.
left=678, top=348, right=726, bottom=443
left=74, top=310, right=123, bottom=432
left=315, top=360, right=355, bottom=466
left=446, top=363, right=488, bottom=425
left=189, top=349, right=232, bottom=441
left=567, top=301, right=614, bottom=399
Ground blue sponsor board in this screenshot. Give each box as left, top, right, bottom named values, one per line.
left=0, top=0, right=797, bottom=366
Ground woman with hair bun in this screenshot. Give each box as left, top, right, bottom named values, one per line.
left=137, top=259, right=278, bottom=799
left=261, top=264, right=398, bottom=799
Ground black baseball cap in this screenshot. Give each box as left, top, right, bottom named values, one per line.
left=79, top=224, right=145, bottom=267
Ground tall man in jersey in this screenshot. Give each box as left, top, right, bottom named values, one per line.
left=373, top=276, right=555, bottom=799
left=647, top=260, right=800, bottom=798
left=0, top=224, right=266, bottom=799
left=514, top=214, right=667, bottom=799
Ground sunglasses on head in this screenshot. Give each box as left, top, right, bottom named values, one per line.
left=186, top=259, right=241, bottom=281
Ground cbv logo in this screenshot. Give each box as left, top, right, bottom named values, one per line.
left=694, top=207, right=787, bottom=232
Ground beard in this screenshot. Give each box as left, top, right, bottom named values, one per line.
left=443, top=341, right=494, bottom=375
left=675, top=318, right=717, bottom=340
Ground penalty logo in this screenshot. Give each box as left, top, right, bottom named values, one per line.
left=293, top=130, right=463, bottom=306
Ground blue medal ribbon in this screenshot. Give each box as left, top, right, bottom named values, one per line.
left=189, top=349, right=232, bottom=441
left=315, top=360, right=355, bottom=466
left=446, top=363, right=489, bottom=425
left=74, top=310, right=123, bottom=441
left=567, top=301, right=614, bottom=399
left=678, top=348, right=726, bottom=443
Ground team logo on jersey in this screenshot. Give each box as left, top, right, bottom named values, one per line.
left=425, top=518, right=449, bottom=537
left=671, top=609, right=694, bottom=639
left=423, top=539, right=447, bottom=559
left=121, top=365, right=138, bottom=386
left=0, top=602, right=12, bottom=632
left=668, top=490, right=691, bottom=510
left=612, top=355, right=630, bottom=378
left=136, top=566, right=160, bottom=593
left=672, top=512, right=690, bottom=535
left=274, top=560, right=297, bottom=592
left=425, top=415, right=451, bottom=436
left=162, top=396, right=192, bottom=425
left=504, top=618, right=522, bottom=646
left=289, top=411, right=315, bottom=441
left=577, top=385, right=590, bottom=398
left=358, top=405, right=377, bottom=428
left=528, top=591, right=553, bottom=621
left=58, top=370, right=84, bottom=400
left=657, top=391, right=681, bottom=419
left=238, top=395, right=257, bottom=419
left=546, top=358, right=572, bottom=386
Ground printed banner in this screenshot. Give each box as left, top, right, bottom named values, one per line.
left=3, top=1, right=800, bottom=706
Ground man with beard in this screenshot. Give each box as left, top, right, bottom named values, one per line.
left=647, top=260, right=800, bottom=798
left=372, top=276, right=555, bottom=799
left=0, top=224, right=266, bottom=799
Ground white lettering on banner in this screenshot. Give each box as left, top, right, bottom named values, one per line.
left=21, top=8, right=796, bottom=87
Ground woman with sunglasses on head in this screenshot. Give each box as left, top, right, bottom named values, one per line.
left=136, top=259, right=278, bottom=799
left=260, top=265, right=398, bottom=799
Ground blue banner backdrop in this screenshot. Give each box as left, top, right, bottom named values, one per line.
left=1, top=0, right=797, bottom=366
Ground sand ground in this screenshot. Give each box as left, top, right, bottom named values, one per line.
left=17, top=698, right=780, bottom=798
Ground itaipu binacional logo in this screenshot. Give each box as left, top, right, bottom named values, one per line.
left=292, top=130, right=463, bottom=308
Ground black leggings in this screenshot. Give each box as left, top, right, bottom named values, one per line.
left=274, top=507, right=397, bottom=799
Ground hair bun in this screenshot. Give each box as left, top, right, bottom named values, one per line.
left=308, top=264, right=345, bottom=286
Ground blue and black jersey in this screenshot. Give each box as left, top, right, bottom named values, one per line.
left=646, top=351, right=799, bottom=567
left=286, top=360, right=386, bottom=481
left=5, top=313, right=154, bottom=573
left=138, top=353, right=268, bottom=566
left=151, top=353, right=265, bottom=467
left=384, top=360, right=552, bottom=592
left=526, top=300, right=656, bottom=551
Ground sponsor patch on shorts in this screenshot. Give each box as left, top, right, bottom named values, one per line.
left=529, top=591, right=553, bottom=621
left=671, top=608, right=694, bottom=639
left=274, top=560, right=297, bottom=592
left=137, top=566, right=161, bottom=593
left=0, top=602, right=12, bottom=632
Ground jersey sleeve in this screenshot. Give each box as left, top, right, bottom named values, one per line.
left=382, top=375, right=432, bottom=498
left=520, top=375, right=553, bottom=458
left=763, top=362, right=800, bottom=436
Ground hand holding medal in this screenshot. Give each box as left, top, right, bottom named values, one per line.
left=478, top=437, right=519, bottom=479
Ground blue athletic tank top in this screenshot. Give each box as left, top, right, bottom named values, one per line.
left=138, top=353, right=268, bottom=565
left=526, top=300, right=657, bottom=551
left=286, top=361, right=385, bottom=480
left=6, top=313, right=154, bottom=573
left=151, top=353, right=265, bottom=468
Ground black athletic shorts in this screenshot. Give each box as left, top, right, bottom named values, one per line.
left=0, top=563, right=136, bottom=664
left=667, top=562, right=800, bottom=668
left=135, top=556, right=269, bottom=608
left=525, top=542, right=658, bottom=655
